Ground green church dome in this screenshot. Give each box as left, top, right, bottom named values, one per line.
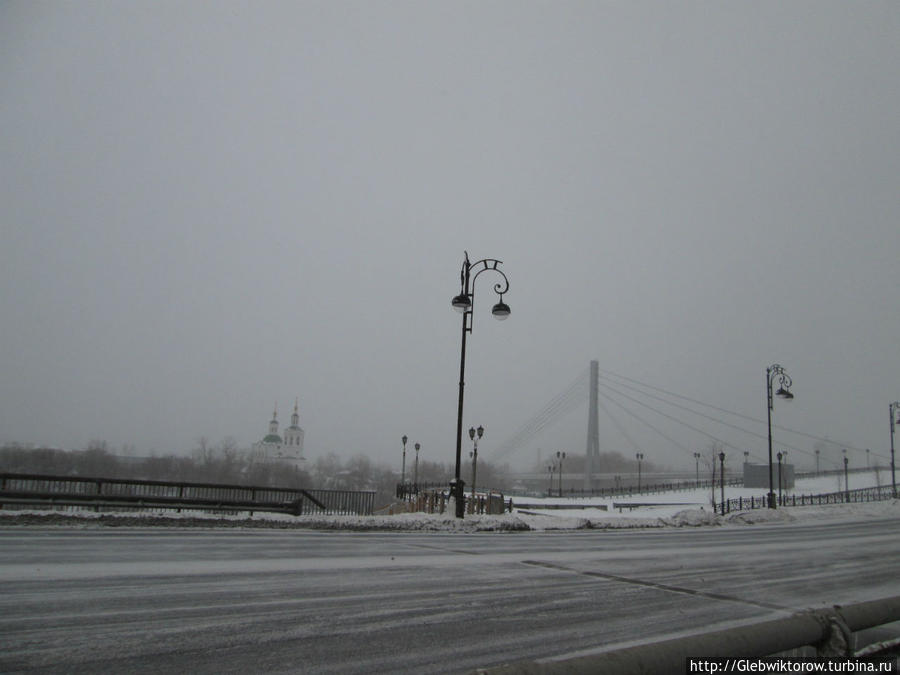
left=262, top=434, right=283, bottom=444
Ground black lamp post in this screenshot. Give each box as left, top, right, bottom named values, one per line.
left=766, top=364, right=794, bottom=509
left=556, top=451, right=566, bottom=497
left=843, top=449, right=849, bottom=499
left=469, top=425, right=484, bottom=497
left=693, top=452, right=700, bottom=484
left=451, top=251, right=510, bottom=518
left=414, top=442, right=420, bottom=490
left=719, top=452, right=726, bottom=516
left=777, top=451, right=783, bottom=505
left=401, top=435, right=408, bottom=486
left=890, top=402, right=900, bottom=498
left=636, top=452, right=644, bottom=492
left=815, top=448, right=820, bottom=476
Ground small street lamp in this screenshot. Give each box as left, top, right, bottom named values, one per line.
left=777, top=451, right=783, bottom=505
left=844, top=455, right=850, bottom=499
left=693, top=452, right=701, bottom=484
left=414, top=442, right=420, bottom=490
left=401, top=435, right=408, bottom=486
left=451, top=251, right=511, bottom=518
left=636, top=452, right=644, bottom=492
left=843, top=449, right=849, bottom=498
left=767, top=364, right=794, bottom=509
left=719, top=452, right=726, bottom=516
left=469, top=425, right=484, bottom=497
left=815, top=448, right=820, bottom=476
left=890, top=402, right=900, bottom=498
left=556, top=451, right=566, bottom=497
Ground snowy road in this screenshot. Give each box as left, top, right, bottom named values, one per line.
left=1, top=517, right=899, bottom=673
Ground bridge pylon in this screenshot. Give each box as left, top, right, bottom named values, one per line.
left=585, top=360, right=600, bottom=490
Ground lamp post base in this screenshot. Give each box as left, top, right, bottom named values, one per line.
left=767, top=491, right=777, bottom=509
left=451, top=478, right=466, bottom=518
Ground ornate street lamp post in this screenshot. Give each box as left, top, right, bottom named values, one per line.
left=451, top=251, right=510, bottom=518
left=844, top=454, right=850, bottom=500
left=890, top=402, right=900, bottom=498
left=777, top=451, right=783, bottom=505
left=636, top=452, right=644, bottom=492
left=719, top=452, right=726, bottom=516
left=414, top=442, right=420, bottom=490
left=469, top=425, right=484, bottom=497
left=401, top=435, right=408, bottom=486
left=556, top=451, right=566, bottom=497
left=766, top=364, right=794, bottom=509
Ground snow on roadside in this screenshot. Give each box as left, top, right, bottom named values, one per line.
left=1, top=470, right=897, bottom=532
left=2, top=499, right=898, bottom=532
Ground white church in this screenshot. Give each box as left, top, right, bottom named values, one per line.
left=250, top=400, right=305, bottom=466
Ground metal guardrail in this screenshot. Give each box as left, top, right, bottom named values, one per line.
left=478, top=595, right=900, bottom=674
left=0, top=472, right=376, bottom=516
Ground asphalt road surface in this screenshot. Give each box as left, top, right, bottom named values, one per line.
left=1, top=517, right=899, bottom=673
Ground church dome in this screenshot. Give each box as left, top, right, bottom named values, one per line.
left=262, top=434, right=283, bottom=444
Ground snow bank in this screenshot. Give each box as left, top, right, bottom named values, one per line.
left=2, top=494, right=898, bottom=533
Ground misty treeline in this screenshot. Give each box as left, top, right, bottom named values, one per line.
left=0, top=439, right=516, bottom=508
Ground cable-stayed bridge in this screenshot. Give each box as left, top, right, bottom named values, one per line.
left=490, top=360, right=883, bottom=490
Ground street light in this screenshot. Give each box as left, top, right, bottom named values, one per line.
left=401, top=435, right=408, bottom=486
left=815, top=448, right=820, bottom=476
left=890, top=402, right=900, bottom=498
left=414, top=442, right=420, bottom=490
left=777, top=451, right=783, bottom=505
left=719, top=451, right=726, bottom=516
left=636, top=452, right=644, bottom=492
left=451, top=251, right=511, bottom=518
left=693, top=452, right=701, bottom=483
left=843, top=452, right=849, bottom=500
left=469, top=425, right=484, bottom=497
left=556, top=451, right=566, bottom=497
left=766, top=364, right=794, bottom=509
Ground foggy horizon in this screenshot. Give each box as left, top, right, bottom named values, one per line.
left=2, top=2, right=898, bottom=475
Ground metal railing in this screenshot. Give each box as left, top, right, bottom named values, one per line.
left=478, top=595, right=900, bottom=674
left=531, top=477, right=745, bottom=500
left=0, top=472, right=376, bottom=516
left=720, top=485, right=896, bottom=515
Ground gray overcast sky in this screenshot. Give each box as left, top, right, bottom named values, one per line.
left=1, top=1, right=898, bottom=474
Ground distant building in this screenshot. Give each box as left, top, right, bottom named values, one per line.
left=251, top=400, right=305, bottom=466
left=743, top=462, right=794, bottom=489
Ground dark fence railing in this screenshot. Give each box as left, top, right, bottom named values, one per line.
left=395, top=482, right=447, bottom=500
left=719, top=484, right=896, bottom=516
left=542, top=477, right=745, bottom=500
left=0, top=472, right=376, bottom=516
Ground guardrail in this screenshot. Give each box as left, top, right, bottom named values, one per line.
left=0, top=472, right=376, bottom=516
left=478, top=595, right=900, bottom=674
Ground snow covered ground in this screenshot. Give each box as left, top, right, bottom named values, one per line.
left=1, top=470, right=896, bottom=533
